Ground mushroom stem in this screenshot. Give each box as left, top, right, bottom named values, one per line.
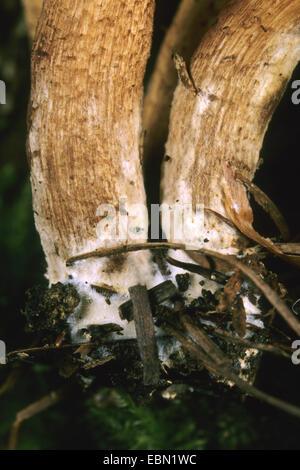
left=159, top=0, right=300, bottom=379
left=27, top=0, right=157, bottom=338
left=161, top=0, right=300, bottom=254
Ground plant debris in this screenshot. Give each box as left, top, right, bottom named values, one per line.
left=222, top=162, right=300, bottom=267
left=4, top=238, right=300, bottom=450
left=236, top=171, right=290, bottom=241
left=119, top=280, right=177, bottom=321
left=129, top=285, right=160, bottom=386
left=23, top=282, right=80, bottom=341
left=175, top=273, right=191, bottom=292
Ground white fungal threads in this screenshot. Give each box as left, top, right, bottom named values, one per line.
left=67, top=251, right=165, bottom=341
left=62, top=202, right=264, bottom=346
left=66, top=246, right=263, bottom=355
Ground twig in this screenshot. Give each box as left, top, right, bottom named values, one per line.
left=8, top=385, right=72, bottom=450
left=198, top=249, right=300, bottom=337
left=66, top=242, right=186, bottom=265
left=0, top=368, right=23, bottom=397
left=66, top=241, right=300, bottom=266
left=217, top=270, right=242, bottom=312
left=181, top=314, right=231, bottom=366
left=208, top=327, right=291, bottom=358
left=166, top=255, right=228, bottom=285
left=164, top=323, right=300, bottom=419
left=129, top=285, right=160, bottom=386
left=276, top=243, right=300, bottom=255
left=7, top=342, right=94, bottom=360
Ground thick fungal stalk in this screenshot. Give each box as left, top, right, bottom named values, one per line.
left=161, top=0, right=300, bottom=254
left=159, top=0, right=300, bottom=378
left=27, top=0, right=158, bottom=338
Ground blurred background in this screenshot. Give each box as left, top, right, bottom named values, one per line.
left=0, top=0, right=300, bottom=450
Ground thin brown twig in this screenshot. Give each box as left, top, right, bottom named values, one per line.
left=0, top=367, right=23, bottom=397
left=208, top=326, right=291, bottom=358
left=66, top=242, right=300, bottom=266
left=276, top=243, right=300, bottom=255
left=66, top=242, right=186, bottom=265
left=181, top=314, right=231, bottom=366
left=164, top=323, right=300, bottom=419
left=166, top=255, right=228, bottom=284
left=199, top=249, right=300, bottom=337
left=8, top=385, right=72, bottom=450
left=6, top=342, right=94, bottom=360
left=66, top=241, right=300, bottom=267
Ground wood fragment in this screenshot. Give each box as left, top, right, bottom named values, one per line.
left=232, top=296, right=247, bottom=338
left=217, top=270, right=242, bottom=312
left=120, top=280, right=177, bottom=321
left=74, top=343, right=93, bottom=360
left=129, top=285, right=160, bottom=385
left=91, top=284, right=118, bottom=298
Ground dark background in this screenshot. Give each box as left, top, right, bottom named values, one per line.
left=0, top=0, right=300, bottom=450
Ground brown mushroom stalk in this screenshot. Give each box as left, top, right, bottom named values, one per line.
left=27, top=0, right=159, bottom=339
left=161, top=0, right=300, bottom=255
left=159, top=0, right=300, bottom=375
